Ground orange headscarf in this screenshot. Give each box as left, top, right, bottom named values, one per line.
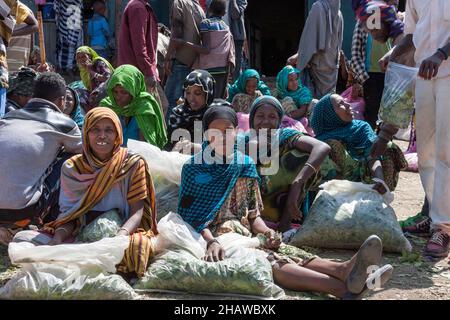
left=45, top=107, right=157, bottom=277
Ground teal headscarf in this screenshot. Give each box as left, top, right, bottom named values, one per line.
left=67, top=86, right=84, bottom=129
left=227, top=69, right=271, bottom=103
left=310, top=94, right=377, bottom=159
left=178, top=107, right=259, bottom=232
left=276, top=66, right=313, bottom=107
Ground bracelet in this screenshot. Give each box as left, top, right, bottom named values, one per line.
left=304, top=162, right=318, bottom=174
left=207, top=238, right=219, bottom=248
left=118, top=227, right=130, bottom=236
left=437, top=48, right=449, bottom=61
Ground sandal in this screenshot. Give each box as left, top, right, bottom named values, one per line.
left=346, top=235, right=383, bottom=294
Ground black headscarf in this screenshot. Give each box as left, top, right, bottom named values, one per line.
left=203, top=99, right=238, bottom=131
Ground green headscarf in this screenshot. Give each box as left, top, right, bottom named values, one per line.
left=100, top=64, right=168, bottom=149
left=76, top=46, right=114, bottom=91
left=276, top=66, right=313, bottom=107
left=227, top=69, right=271, bottom=103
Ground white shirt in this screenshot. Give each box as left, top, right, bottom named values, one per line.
left=404, top=0, right=450, bottom=78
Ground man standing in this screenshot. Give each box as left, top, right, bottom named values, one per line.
left=164, top=0, right=205, bottom=117
left=118, top=0, right=159, bottom=90
left=228, top=0, right=247, bottom=81
left=350, top=0, right=402, bottom=129
left=373, top=0, right=450, bottom=258
left=287, top=0, right=343, bottom=99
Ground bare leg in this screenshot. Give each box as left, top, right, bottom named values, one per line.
left=272, top=263, right=348, bottom=298
left=303, top=256, right=356, bottom=282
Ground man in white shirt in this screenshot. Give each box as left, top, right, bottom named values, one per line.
left=373, top=0, right=450, bottom=258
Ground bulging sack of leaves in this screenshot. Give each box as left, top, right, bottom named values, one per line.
left=0, top=263, right=137, bottom=300
left=379, top=62, right=418, bottom=129
left=0, top=236, right=136, bottom=300
left=289, top=180, right=412, bottom=253
left=76, top=210, right=123, bottom=243
left=134, top=248, right=284, bottom=299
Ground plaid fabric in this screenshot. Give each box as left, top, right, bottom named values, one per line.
left=351, top=21, right=369, bottom=85
left=178, top=142, right=259, bottom=233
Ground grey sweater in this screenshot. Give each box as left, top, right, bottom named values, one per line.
left=0, top=98, right=82, bottom=210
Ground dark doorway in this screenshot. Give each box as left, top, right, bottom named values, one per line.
left=245, top=0, right=306, bottom=76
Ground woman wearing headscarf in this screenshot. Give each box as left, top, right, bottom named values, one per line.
left=227, top=69, right=271, bottom=113
left=287, top=0, right=343, bottom=99
left=165, top=70, right=215, bottom=151
left=100, top=64, right=167, bottom=149
left=75, top=46, right=114, bottom=112
left=64, top=86, right=84, bottom=129
left=13, top=107, right=158, bottom=278
left=310, top=94, right=407, bottom=193
left=246, top=96, right=334, bottom=234
left=275, top=66, right=313, bottom=119
left=178, top=105, right=393, bottom=299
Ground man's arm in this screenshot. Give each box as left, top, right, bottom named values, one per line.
left=12, top=13, right=38, bottom=37
left=350, top=21, right=369, bottom=84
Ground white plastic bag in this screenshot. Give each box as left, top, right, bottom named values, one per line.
left=0, top=236, right=137, bottom=300
left=154, top=212, right=207, bottom=259
left=379, top=62, right=418, bottom=129
left=290, top=180, right=412, bottom=253
left=128, top=139, right=190, bottom=187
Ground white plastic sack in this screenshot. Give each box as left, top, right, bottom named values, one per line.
left=144, top=212, right=283, bottom=299
left=128, top=139, right=190, bottom=187
left=290, top=180, right=412, bottom=253
left=0, top=236, right=137, bottom=300
left=379, top=62, right=418, bottom=129
left=9, top=236, right=129, bottom=272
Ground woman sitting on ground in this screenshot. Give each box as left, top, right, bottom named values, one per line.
left=310, top=94, right=407, bottom=193
left=75, top=46, right=114, bottom=112
left=227, top=69, right=271, bottom=113
left=13, top=107, right=158, bottom=278
left=165, top=70, right=215, bottom=152
left=64, top=87, right=84, bottom=130
left=246, top=96, right=336, bottom=236
left=274, top=66, right=314, bottom=121
left=100, top=64, right=167, bottom=148
left=178, top=105, right=393, bottom=299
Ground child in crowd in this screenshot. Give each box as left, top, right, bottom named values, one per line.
left=87, top=0, right=111, bottom=59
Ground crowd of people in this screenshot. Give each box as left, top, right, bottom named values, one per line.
left=0, top=0, right=449, bottom=299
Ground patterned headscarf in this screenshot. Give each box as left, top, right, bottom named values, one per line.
left=227, top=69, right=272, bottom=103
left=100, top=64, right=167, bottom=148
left=310, top=94, right=377, bottom=159
left=276, top=66, right=313, bottom=107
left=7, top=67, right=38, bottom=96
left=183, top=69, right=216, bottom=108
left=352, top=0, right=404, bottom=39
left=166, top=70, right=216, bottom=141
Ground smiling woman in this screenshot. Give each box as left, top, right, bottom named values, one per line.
left=13, top=107, right=159, bottom=278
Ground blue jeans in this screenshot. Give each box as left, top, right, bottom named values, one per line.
left=164, top=60, right=191, bottom=122
left=0, top=88, right=6, bottom=119
left=233, top=40, right=244, bottom=82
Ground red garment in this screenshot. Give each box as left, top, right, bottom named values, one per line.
left=118, top=0, right=159, bottom=80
